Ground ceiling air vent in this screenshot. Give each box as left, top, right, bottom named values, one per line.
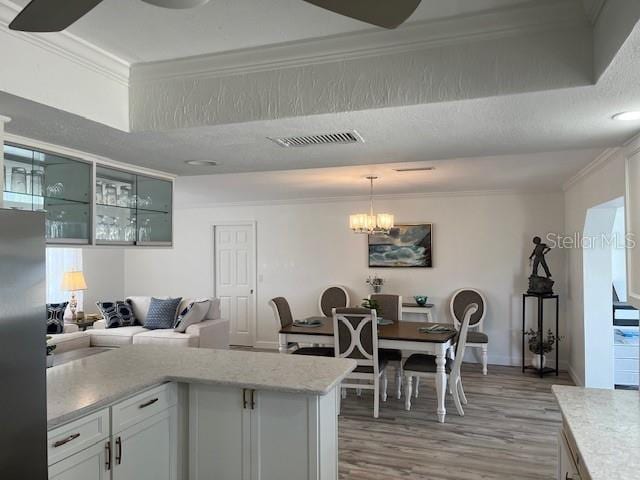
left=393, top=166, right=435, bottom=172
left=268, top=130, right=363, bottom=148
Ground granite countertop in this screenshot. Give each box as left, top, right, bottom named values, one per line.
left=552, top=385, right=640, bottom=480
left=47, top=345, right=356, bottom=429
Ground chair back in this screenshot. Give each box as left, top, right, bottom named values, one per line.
left=369, top=294, right=402, bottom=322
left=332, top=307, right=379, bottom=374
left=450, top=288, right=486, bottom=330
left=269, top=297, right=294, bottom=329
left=319, top=285, right=350, bottom=316
left=451, top=303, right=479, bottom=376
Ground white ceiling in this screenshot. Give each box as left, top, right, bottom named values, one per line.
left=174, top=149, right=602, bottom=206
left=8, top=0, right=533, bottom=63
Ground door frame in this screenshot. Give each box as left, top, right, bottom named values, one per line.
left=212, top=221, right=258, bottom=347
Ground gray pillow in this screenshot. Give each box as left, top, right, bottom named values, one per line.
left=144, top=297, right=182, bottom=330
left=174, top=299, right=210, bottom=333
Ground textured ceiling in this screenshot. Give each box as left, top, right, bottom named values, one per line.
left=174, top=150, right=603, bottom=206
left=8, top=0, right=533, bottom=63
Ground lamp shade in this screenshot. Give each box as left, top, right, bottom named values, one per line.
left=61, top=271, right=87, bottom=292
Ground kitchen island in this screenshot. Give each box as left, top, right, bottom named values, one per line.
left=47, top=345, right=355, bottom=480
left=553, top=385, right=640, bottom=480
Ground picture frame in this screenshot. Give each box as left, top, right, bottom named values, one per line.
left=368, top=223, right=433, bottom=268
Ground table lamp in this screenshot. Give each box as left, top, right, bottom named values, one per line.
left=61, top=271, right=88, bottom=321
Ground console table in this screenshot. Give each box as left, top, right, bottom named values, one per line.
left=402, top=303, right=436, bottom=322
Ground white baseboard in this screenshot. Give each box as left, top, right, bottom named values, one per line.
left=254, top=340, right=278, bottom=350
left=567, top=363, right=584, bottom=386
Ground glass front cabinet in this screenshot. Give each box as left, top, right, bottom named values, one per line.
left=2, top=143, right=173, bottom=246
left=95, top=166, right=173, bottom=246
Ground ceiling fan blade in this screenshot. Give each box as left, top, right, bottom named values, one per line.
left=9, top=0, right=104, bottom=32
left=303, top=0, right=421, bottom=29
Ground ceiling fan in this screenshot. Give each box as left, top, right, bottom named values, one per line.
left=9, top=0, right=421, bottom=33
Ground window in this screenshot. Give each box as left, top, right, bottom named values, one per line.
left=46, top=248, right=83, bottom=309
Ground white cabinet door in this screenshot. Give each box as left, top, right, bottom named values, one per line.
left=626, top=147, right=640, bottom=309
left=112, top=407, right=178, bottom=480
left=189, top=384, right=251, bottom=480
left=48, top=441, right=109, bottom=480
left=251, top=388, right=338, bottom=480
left=558, top=432, right=580, bottom=480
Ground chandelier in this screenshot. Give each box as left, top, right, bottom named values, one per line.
left=349, top=176, right=395, bottom=234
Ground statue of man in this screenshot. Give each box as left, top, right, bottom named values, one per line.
left=529, top=236, right=551, bottom=278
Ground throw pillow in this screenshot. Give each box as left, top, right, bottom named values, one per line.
left=46, top=302, right=68, bottom=334
left=144, top=297, right=182, bottom=330
left=96, top=301, right=138, bottom=328
left=174, top=299, right=210, bottom=333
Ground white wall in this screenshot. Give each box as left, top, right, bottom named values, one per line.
left=82, top=248, right=125, bottom=314
left=124, top=189, right=566, bottom=367
left=563, top=150, right=626, bottom=386
left=612, top=206, right=627, bottom=301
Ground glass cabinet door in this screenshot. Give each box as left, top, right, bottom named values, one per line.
left=95, top=166, right=137, bottom=245
left=136, top=175, right=172, bottom=245
left=3, top=144, right=91, bottom=244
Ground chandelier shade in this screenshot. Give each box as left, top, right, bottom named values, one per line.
left=349, top=177, right=395, bottom=234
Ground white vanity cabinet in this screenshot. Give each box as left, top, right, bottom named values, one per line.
left=48, top=383, right=178, bottom=480
left=189, top=384, right=339, bottom=480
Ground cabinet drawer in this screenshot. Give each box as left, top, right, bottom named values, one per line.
left=112, top=383, right=177, bottom=434
left=614, top=357, right=639, bottom=372
left=48, top=408, right=110, bottom=466
left=614, top=344, right=640, bottom=359
left=615, top=370, right=640, bottom=386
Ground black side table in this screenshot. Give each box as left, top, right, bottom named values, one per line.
left=522, top=293, right=559, bottom=377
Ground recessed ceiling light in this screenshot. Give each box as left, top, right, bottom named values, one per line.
left=612, top=111, right=640, bottom=121
left=185, top=160, right=217, bottom=166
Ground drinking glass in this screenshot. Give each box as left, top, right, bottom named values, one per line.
left=139, top=218, right=151, bottom=242
left=31, top=170, right=44, bottom=197
left=119, top=185, right=132, bottom=207
left=11, top=167, right=27, bottom=193
left=96, top=215, right=106, bottom=240
left=96, top=181, right=104, bottom=204
left=105, top=184, right=117, bottom=206
left=125, top=217, right=136, bottom=242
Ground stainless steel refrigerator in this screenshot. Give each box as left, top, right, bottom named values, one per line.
left=0, top=208, right=47, bottom=478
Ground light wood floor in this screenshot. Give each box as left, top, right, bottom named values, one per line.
left=338, top=365, right=573, bottom=480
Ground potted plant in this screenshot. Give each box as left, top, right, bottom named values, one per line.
left=361, top=298, right=380, bottom=313
left=46, top=336, right=56, bottom=368
left=525, top=328, right=562, bottom=369
left=366, top=275, right=384, bottom=293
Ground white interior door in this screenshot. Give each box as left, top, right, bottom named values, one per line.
left=215, top=224, right=255, bottom=346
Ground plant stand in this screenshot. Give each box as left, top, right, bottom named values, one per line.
left=522, top=293, right=559, bottom=377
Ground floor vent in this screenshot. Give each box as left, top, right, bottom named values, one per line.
left=394, top=166, right=435, bottom=172
left=268, top=131, right=363, bottom=148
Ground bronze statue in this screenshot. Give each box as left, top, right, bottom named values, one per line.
left=529, top=236, right=551, bottom=278
left=527, top=236, right=554, bottom=295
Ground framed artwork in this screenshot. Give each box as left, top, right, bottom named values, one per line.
left=368, top=223, right=432, bottom=268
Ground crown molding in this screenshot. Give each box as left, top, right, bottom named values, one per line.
left=583, top=0, right=608, bottom=25
left=132, top=0, right=587, bottom=84
left=0, top=0, right=130, bottom=86
left=175, top=188, right=557, bottom=210
left=562, top=147, right=620, bottom=191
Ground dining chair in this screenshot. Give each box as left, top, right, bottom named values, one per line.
left=369, top=294, right=404, bottom=399
left=269, top=297, right=334, bottom=357
left=318, top=285, right=350, bottom=317
left=403, top=303, right=478, bottom=418
left=333, top=307, right=388, bottom=418
left=450, top=288, right=489, bottom=375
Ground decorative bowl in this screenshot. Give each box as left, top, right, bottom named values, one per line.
left=414, top=295, right=428, bottom=306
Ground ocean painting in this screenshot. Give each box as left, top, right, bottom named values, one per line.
left=368, top=224, right=432, bottom=268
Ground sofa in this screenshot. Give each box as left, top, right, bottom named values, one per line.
left=47, top=323, right=91, bottom=354
left=87, top=296, right=230, bottom=349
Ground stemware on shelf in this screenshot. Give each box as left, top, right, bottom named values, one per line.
left=119, top=185, right=132, bottom=207
left=46, top=182, right=65, bottom=198
left=95, top=180, right=104, bottom=205
left=139, top=218, right=151, bottom=242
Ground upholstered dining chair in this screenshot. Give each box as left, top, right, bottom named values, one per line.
left=333, top=307, right=388, bottom=418
left=403, top=303, right=478, bottom=419
left=318, top=285, right=350, bottom=317
left=369, top=294, right=404, bottom=398
left=450, top=288, right=489, bottom=374
left=269, top=297, right=333, bottom=357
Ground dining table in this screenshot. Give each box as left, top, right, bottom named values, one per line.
left=279, top=316, right=457, bottom=423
